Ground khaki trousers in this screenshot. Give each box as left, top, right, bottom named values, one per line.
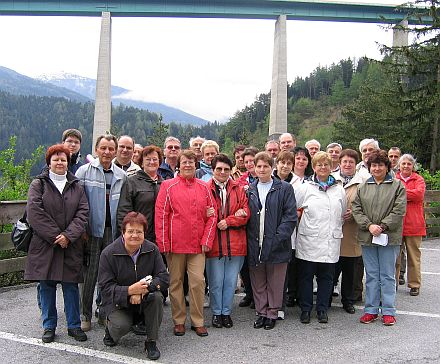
left=396, top=236, right=422, bottom=289
left=166, top=253, right=206, bottom=327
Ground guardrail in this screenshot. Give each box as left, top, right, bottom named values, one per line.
left=1, top=190, right=440, bottom=275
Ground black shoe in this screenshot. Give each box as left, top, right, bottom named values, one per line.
left=343, top=304, right=356, bottom=314
left=399, top=275, right=405, bottom=285
left=221, top=315, right=233, bottom=328
left=42, top=328, right=55, bottom=343
left=286, top=296, right=296, bottom=307
left=68, top=328, right=87, bottom=342
left=212, top=315, right=223, bottom=328
left=132, top=322, right=147, bottom=335
left=317, top=311, right=328, bottom=323
left=264, top=318, right=276, bottom=330
left=249, top=300, right=255, bottom=309
left=145, top=340, right=161, bottom=360
left=239, top=296, right=252, bottom=307
left=103, top=327, right=116, bottom=347
left=253, top=315, right=266, bottom=329
left=300, top=311, right=311, bottom=324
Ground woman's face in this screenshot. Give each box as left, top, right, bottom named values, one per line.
left=340, top=156, right=356, bottom=177
left=276, top=159, right=293, bottom=179
left=313, top=159, right=331, bottom=181
left=213, top=161, right=231, bottom=183
left=399, top=158, right=414, bottom=177
left=203, top=146, right=218, bottom=166
left=142, top=151, right=160, bottom=177
left=179, top=155, right=196, bottom=179
left=255, top=160, right=272, bottom=183
left=123, top=222, right=144, bottom=253
left=244, top=155, right=255, bottom=174
left=49, top=152, right=68, bottom=175
left=370, top=162, right=388, bottom=181
left=294, top=152, right=308, bottom=173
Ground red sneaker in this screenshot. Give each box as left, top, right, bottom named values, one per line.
left=382, top=315, right=396, bottom=326
left=359, top=313, right=379, bottom=324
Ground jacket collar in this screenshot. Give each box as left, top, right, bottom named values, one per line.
left=134, top=169, right=163, bottom=183
left=366, top=173, right=393, bottom=184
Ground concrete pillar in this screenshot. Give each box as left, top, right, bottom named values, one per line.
left=92, top=12, right=112, bottom=152
left=268, top=15, right=287, bottom=140
left=392, top=19, right=409, bottom=47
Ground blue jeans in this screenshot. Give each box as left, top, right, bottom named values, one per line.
left=40, top=280, right=81, bottom=330
left=206, top=256, right=244, bottom=315
left=362, top=245, right=400, bottom=316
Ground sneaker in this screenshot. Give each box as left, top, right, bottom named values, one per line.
left=80, top=320, right=91, bottom=332
left=382, top=315, right=396, bottom=326
left=68, top=328, right=87, bottom=342
left=42, top=328, right=55, bottom=343
left=332, top=286, right=340, bottom=297
left=359, top=313, right=378, bottom=324
left=145, top=340, right=161, bottom=360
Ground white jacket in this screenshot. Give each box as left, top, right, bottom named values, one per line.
left=295, top=179, right=347, bottom=263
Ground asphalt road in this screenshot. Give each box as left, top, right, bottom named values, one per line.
left=1, top=239, right=439, bottom=364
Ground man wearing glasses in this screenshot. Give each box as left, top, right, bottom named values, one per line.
left=62, top=129, right=84, bottom=174
left=158, top=136, right=181, bottom=180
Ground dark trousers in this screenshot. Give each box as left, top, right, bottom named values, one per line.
left=286, top=249, right=298, bottom=300
left=240, top=255, right=253, bottom=300
left=107, top=292, right=164, bottom=342
left=333, top=256, right=357, bottom=306
left=298, top=259, right=335, bottom=313
left=353, top=256, right=364, bottom=301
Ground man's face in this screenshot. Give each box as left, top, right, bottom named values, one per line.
left=190, top=139, right=204, bottom=159
left=388, top=150, right=401, bottom=169
left=95, top=138, right=117, bottom=167
left=361, top=143, right=377, bottom=163
left=63, top=135, right=81, bottom=155
left=307, top=143, right=320, bottom=158
left=164, top=140, right=181, bottom=159
left=234, top=150, right=245, bottom=169
left=116, top=136, right=134, bottom=165
left=266, top=142, right=280, bottom=158
left=327, top=146, right=342, bottom=164
left=279, top=135, right=295, bottom=151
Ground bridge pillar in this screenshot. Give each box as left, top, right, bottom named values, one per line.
left=268, top=15, right=287, bottom=140
left=393, top=19, right=408, bottom=47
left=92, top=11, right=112, bottom=152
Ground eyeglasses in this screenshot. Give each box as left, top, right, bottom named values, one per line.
left=214, top=167, right=231, bottom=173
left=180, top=161, right=195, bottom=166
left=316, top=163, right=330, bottom=169
left=125, top=229, right=144, bottom=236
left=145, top=158, right=159, bottom=163
left=167, top=145, right=181, bottom=150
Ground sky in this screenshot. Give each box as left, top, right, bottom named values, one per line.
left=0, top=1, right=405, bottom=122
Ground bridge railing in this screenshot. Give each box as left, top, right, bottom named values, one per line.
left=1, top=191, right=440, bottom=276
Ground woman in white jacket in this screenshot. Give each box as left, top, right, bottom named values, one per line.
left=295, top=151, right=347, bottom=324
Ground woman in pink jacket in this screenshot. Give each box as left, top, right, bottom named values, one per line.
left=395, top=154, right=426, bottom=296
left=155, top=150, right=217, bottom=337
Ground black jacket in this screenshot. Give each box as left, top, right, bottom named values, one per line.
left=116, top=170, right=162, bottom=241
left=246, top=177, right=297, bottom=266
left=98, top=237, right=169, bottom=317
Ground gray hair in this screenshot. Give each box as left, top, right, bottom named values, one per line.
left=164, top=136, right=181, bottom=149
left=398, top=153, right=417, bottom=171
left=189, top=136, right=205, bottom=146
left=359, top=138, right=379, bottom=153
left=326, top=142, right=342, bottom=151
left=305, top=139, right=321, bottom=149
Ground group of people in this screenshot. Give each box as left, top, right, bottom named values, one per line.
left=24, top=129, right=426, bottom=360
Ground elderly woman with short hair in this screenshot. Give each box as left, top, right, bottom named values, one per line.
left=295, top=151, right=347, bottom=324
left=395, top=154, right=426, bottom=297
left=247, top=152, right=297, bottom=330
left=352, top=150, right=406, bottom=326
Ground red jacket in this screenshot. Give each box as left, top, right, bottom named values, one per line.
left=396, top=171, right=426, bottom=236
left=155, top=175, right=217, bottom=254
left=206, top=178, right=250, bottom=258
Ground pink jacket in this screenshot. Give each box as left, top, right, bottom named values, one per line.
left=396, top=171, right=426, bottom=236
left=155, top=175, right=217, bottom=254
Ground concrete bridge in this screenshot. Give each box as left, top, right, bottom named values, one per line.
left=0, top=0, right=417, bottom=148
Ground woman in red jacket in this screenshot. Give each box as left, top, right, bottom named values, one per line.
left=395, top=154, right=426, bottom=296
left=206, top=154, right=250, bottom=329
left=155, top=150, right=217, bottom=337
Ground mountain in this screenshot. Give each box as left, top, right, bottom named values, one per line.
left=0, top=66, right=90, bottom=102
left=38, top=72, right=210, bottom=126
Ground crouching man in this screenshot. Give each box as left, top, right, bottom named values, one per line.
left=98, top=212, right=169, bottom=360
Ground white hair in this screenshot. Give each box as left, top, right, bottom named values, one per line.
left=305, top=139, right=321, bottom=149
left=359, top=138, right=379, bottom=152
left=398, top=153, right=417, bottom=171
left=163, top=136, right=181, bottom=148
left=189, top=136, right=205, bottom=146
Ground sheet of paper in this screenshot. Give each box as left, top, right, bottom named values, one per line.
left=372, top=233, right=388, bottom=246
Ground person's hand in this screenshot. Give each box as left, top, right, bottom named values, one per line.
left=369, top=224, right=383, bottom=237
left=217, top=219, right=228, bottom=230
left=202, top=245, right=210, bottom=253
left=130, top=294, right=142, bottom=305
left=54, top=234, right=69, bottom=248
left=207, top=207, right=215, bottom=217
left=128, top=280, right=149, bottom=296
left=234, top=209, right=247, bottom=217
left=343, top=209, right=352, bottom=221
left=297, top=208, right=303, bottom=219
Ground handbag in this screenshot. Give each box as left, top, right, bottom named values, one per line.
left=11, top=210, right=33, bottom=252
